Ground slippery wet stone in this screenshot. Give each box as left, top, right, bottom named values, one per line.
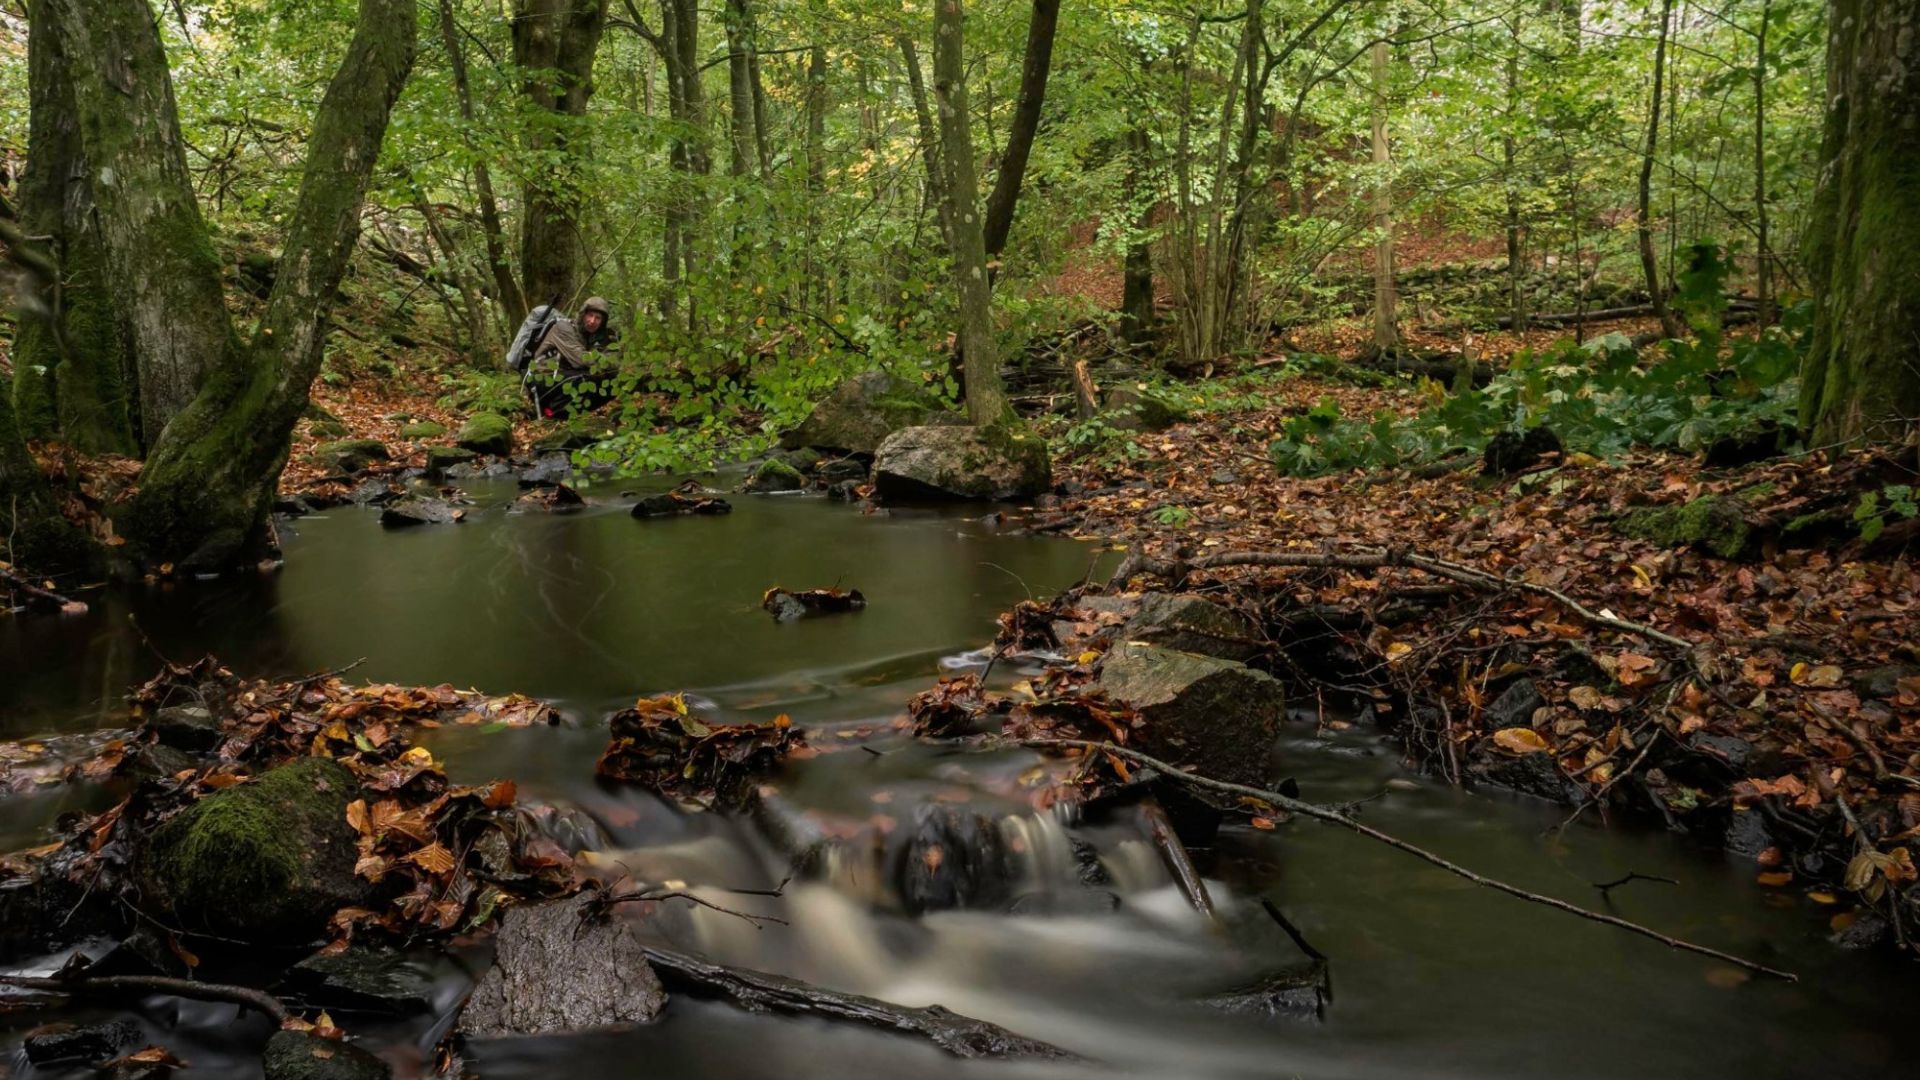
left=284, top=946, right=438, bottom=1015
left=379, top=496, right=462, bottom=527
left=262, top=1030, right=391, bottom=1080
left=873, top=425, right=1052, bottom=501
left=1121, top=593, right=1260, bottom=663
left=459, top=894, right=667, bottom=1038
left=1097, top=642, right=1283, bottom=787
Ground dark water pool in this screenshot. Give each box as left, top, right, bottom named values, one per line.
left=2, top=481, right=1913, bottom=1078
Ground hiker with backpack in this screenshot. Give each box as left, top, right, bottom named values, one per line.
left=506, top=297, right=622, bottom=418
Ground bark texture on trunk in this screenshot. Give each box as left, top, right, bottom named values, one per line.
left=931, top=0, right=1010, bottom=426
left=1636, top=0, right=1683, bottom=340
left=1799, top=0, right=1920, bottom=443
left=125, top=0, right=418, bottom=566
left=41, top=0, right=233, bottom=448
left=511, top=0, right=611, bottom=306
left=439, top=0, right=526, bottom=329
left=1120, top=127, right=1155, bottom=350
left=981, top=0, right=1060, bottom=260
left=1369, top=40, right=1399, bottom=351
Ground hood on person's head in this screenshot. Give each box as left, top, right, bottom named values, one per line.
left=581, top=296, right=611, bottom=330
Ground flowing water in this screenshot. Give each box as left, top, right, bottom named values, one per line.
left=3, top=480, right=1915, bottom=1078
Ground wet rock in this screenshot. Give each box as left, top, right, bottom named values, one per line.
left=1831, top=911, right=1890, bottom=950
left=775, top=446, right=825, bottom=473
left=120, top=741, right=197, bottom=783
left=1723, top=807, right=1773, bottom=859
left=459, top=894, right=667, bottom=1038
left=455, top=412, right=514, bottom=456
left=347, top=478, right=398, bottom=506
left=895, top=805, right=1014, bottom=915
left=284, top=946, right=436, bottom=1014
left=632, top=492, right=732, bottom=518
left=312, top=439, right=389, bottom=474
left=745, top=457, right=807, bottom=493
left=1121, top=593, right=1259, bottom=663
left=1194, top=962, right=1327, bottom=1021
left=1470, top=749, right=1577, bottom=804
left=425, top=446, right=477, bottom=474
left=818, top=457, right=868, bottom=484
left=1482, top=678, right=1545, bottom=732
left=379, top=496, right=462, bottom=527
left=779, top=371, right=951, bottom=454
left=763, top=587, right=865, bottom=621
left=1689, top=732, right=1753, bottom=770
left=517, top=452, right=573, bottom=488
left=873, top=425, right=1052, bottom=502
left=261, top=1030, right=391, bottom=1080
left=396, top=420, right=446, bottom=440
left=23, top=1019, right=141, bottom=1065
left=1481, top=427, right=1561, bottom=476
left=825, top=479, right=863, bottom=502
left=145, top=704, right=222, bottom=753
left=1097, top=642, right=1283, bottom=787
left=513, top=484, right=584, bottom=513
left=139, top=757, right=372, bottom=942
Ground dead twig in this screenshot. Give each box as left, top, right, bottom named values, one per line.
left=1020, top=737, right=1798, bottom=982
left=0, top=972, right=290, bottom=1023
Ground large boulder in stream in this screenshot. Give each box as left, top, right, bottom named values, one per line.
left=1097, top=642, right=1282, bottom=787
left=1122, top=593, right=1260, bottom=663
left=460, top=894, right=667, bottom=1038
left=779, top=371, right=950, bottom=454
left=873, top=425, right=1052, bottom=501
left=138, top=757, right=373, bottom=942
left=455, top=412, right=515, bottom=456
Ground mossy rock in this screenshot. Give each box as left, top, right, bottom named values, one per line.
left=311, top=439, right=390, bottom=474
left=775, top=446, right=825, bottom=473
left=455, top=412, right=514, bottom=456
left=307, top=419, right=351, bottom=439
left=139, top=757, right=372, bottom=942
left=397, top=420, right=446, bottom=440
left=426, top=446, right=479, bottom=474
left=873, top=424, right=1052, bottom=501
left=745, top=457, right=807, bottom=493
left=1618, top=496, right=1753, bottom=558
left=779, top=372, right=949, bottom=454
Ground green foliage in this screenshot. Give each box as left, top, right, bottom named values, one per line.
left=1151, top=504, right=1195, bottom=528
left=1268, top=246, right=1807, bottom=477
left=1854, top=486, right=1918, bottom=543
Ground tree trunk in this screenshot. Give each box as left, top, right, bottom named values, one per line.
left=1799, top=0, right=1920, bottom=443
left=931, top=0, right=1010, bottom=426
left=1121, top=126, right=1156, bottom=351
left=1752, top=0, right=1772, bottom=326
left=10, top=0, right=137, bottom=455
left=41, top=0, right=234, bottom=448
left=439, top=0, right=526, bottom=328
left=1369, top=40, right=1400, bottom=351
left=1503, top=21, right=1526, bottom=331
left=899, top=35, right=952, bottom=247
left=122, top=0, right=417, bottom=566
left=511, top=0, right=611, bottom=307
left=723, top=0, right=757, bottom=179
left=981, top=0, right=1060, bottom=261
left=1636, top=0, right=1683, bottom=340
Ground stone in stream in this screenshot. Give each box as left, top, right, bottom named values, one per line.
left=1194, top=962, right=1329, bottom=1021
left=1096, top=642, right=1282, bottom=788
left=262, top=1030, right=391, bottom=1080
left=873, top=425, right=1052, bottom=502
left=145, top=704, right=222, bottom=753
left=1121, top=592, right=1260, bottom=663
left=425, top=446, right=478, bottom=475
left=459, top=894, right=667, bottom=1038
left=744, top=457, right=807, bottom=493
left=818, top=457, right=868, bottom=484
left=514, top=484, right=584, bottom=514
left=455, top=412, right=514, bottom=456
left=379, top=496, right=462, bottom=527
left=517, top=452, right=573, bottom=488
left=282, top=946, right=438, bottom=1014
left=632, top=492, right=732, bottom=518
left=779, top=370, right=952, bottom=454
left=137, top=757, right=373, bottom=942
left=895, top=804, right=1015, bottom=915
left=346, top=478, right=398, bottom=506
left=23, top=1019, right=142, bottom=1066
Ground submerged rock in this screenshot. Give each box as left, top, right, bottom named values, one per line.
left=23, top=1019, right=141, bottom=1066
left=262, top=1030, right=391, bottom=1080
left=138, top=757, right=371, bottom=942
left=632, top=492, right=732, bottom=518
left=283, top=946, right=437, bottom=1015
left=455, top=412, right=514, bottom=456
left=896, top=804, right=1014, bottom=915
left=1121, top=593, right=1260, bottom=663
left=460, top=894, right=667, bottom=1038
left=779, top=371, right=950, bottom=454
left=379, top=496, right=462, bottom=527
left=1097, top=642, right=1282, bottom=787
left=873, top=425, right=1052, bottom=501
left=1194, top=962, right=1328, bottom=1021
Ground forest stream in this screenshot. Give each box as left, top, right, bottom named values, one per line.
left=3, top=481, right=1916, bottom=1079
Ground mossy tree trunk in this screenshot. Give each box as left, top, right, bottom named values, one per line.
left=931, top=0, right=1011, bottom=427
left=10, top=0, right=138, bottom=456
left=125, top=0, right=417, bottom=567
left=38, top=0, right=233, bottom=449
left=1799, top=0, right=1920, bottom=444
left=511, top=0, right=611, bottom=307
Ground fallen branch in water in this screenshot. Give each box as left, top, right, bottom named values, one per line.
left=0, top=972, right=290, bottom=1023
left=1107, top=545, right=1692, bottom=651
left=1141, top=795, right=1217, bottom=922
left=1019, top=738, right=1798, bottom=982
left=637, top=946, right=1077, bottom=1060
left=0, top=563, right=88, bottom=615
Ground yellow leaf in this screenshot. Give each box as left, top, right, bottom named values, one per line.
left=1384, top=641, right=1414, bottom=664
left=1492, top=727, right=1551, bottom=755
left=1568, top=686, right=1604, bottom=710
left=1076, top=650, right=1102, bottom=666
